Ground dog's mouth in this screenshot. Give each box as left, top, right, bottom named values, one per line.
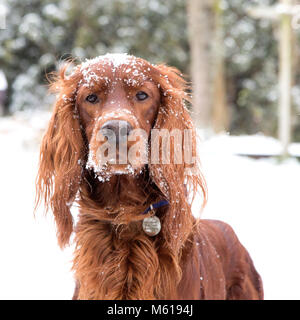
left=97, top=164, right=145, bottom=181
left=88, top=163, right=145, bottom=182
left=86, top=145, right=148, bottom=181
left=86, top=123, right=149, bottom=180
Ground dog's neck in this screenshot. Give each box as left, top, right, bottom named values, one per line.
left=98, top=174, right=149, bottom=206
left=81, top=169, right=161, bottom=214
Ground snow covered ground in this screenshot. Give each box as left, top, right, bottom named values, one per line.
left=0, top=111, right=299, bottom=300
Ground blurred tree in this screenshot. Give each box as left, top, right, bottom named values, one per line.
left=187, top=0, right=214, bottom=134
left=0, top=70, right=7, bottom=115
left=212, top=0, right=228, bottom=134
left=187, top=0, right=228, bottom=135
left=223, top=0, right=279, bottom=138
left=248, top=0, right=297, bottom=156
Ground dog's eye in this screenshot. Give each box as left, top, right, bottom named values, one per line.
left=136, top=91, right=148, bottom=101
left=86, top=94, right=98, bottom=104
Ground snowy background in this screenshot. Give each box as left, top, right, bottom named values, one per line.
left=0, top=110, right=300, bottom=300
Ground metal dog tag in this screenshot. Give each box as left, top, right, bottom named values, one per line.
left=142, top=215, right=161, bottom=236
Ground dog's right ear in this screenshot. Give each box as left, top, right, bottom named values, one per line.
left=148, top=64, right=207, bottom=252
left=35, top=64, right=84, bottom=248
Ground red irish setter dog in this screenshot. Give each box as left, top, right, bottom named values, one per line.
left=36, top=54, right=263, bottom=300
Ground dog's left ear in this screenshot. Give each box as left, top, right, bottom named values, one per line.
left=149, top=64, right=207, bottom=250
left=36, top=65, right=84, bottom=248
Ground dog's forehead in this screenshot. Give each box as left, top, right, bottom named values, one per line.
left=77, top=53, right=156, bottom=89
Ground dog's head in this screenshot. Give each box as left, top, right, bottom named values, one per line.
left=77, top=54, right=161, bottom=178
left=36, top=53, right=206, bottom=248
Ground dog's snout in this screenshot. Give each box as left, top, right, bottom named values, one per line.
left=100, top=120, right=133, bottom=142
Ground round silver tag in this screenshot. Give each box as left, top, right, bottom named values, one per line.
left=142, top=215, right=161, bottom=236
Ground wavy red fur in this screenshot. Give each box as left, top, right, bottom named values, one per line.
left=36, top=54, right=263, bottom=300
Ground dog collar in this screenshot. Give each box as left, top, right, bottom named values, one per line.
left=142, top=200, right=169, bottom=215
left=142, top=200, right=169, bottom=237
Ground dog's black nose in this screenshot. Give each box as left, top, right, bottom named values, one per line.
left=100, top=120, right=133, bottom=143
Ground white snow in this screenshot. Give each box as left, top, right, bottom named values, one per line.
left=198, top=133, right=300, bottom=157
left=75, top=53, right=153, bottom=89
left=0, top=110, right=74, bottom=299
left=0, top=111, right=300, bottom=299
left=80, top=53, right=133, bottom=71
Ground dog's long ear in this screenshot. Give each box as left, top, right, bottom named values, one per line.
left=36, top=65, right=84, bottom=248
left=150, top=64, right=207, bottom=252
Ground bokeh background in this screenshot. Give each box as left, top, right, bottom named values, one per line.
left=0, top=0, right=300, bottom=299
left=2, top=0, right=300, bottom=139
